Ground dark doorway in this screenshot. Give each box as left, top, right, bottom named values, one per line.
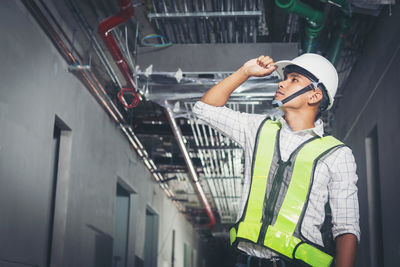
left=45, top=122, right=62, bottom=266
left=171, top=230, right=175, bottom=267
left=144, top=207, right=159, bottom=267
left=365, top=126, right=384, bottom=267
left=46, top=116, right=71, bottom=267
left=113, top=184, right=131, bottom=267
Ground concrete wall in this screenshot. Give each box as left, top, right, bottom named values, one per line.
left=0, top=2, right=200, bottom=267
left=332, top=4, right=400, bottom=267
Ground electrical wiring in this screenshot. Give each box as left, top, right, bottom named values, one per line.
left=141, top=34, right=172, bottom=47
left=125, top=25, right=135, bottom=71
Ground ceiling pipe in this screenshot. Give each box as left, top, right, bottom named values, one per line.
left=35, top=0, right=125, bottom=120
left=276, top=0, right=352, bottom=64
left=98, top=0, right=139, bottom=107
left=23, top=0, right=182, bottom=211
left=22, top=0, right=122, bottom=123
left=64, top=0, right=123, bottom=88
left=275, top=0, right=324, bottom=52
left=164, top=101, right=217, bottom=228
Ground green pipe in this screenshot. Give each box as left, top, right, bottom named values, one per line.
left=304, top=24, right=324, bottom=53
left=275, top=0, right=324, bottom=52
left=329, top=15, right=352, bottom=66
left=275, top=0, right=324, bottom=25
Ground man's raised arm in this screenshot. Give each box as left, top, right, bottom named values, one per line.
left=201, top=56, right=277, bottom=106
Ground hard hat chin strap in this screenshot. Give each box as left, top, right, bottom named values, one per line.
left=272, top=82, right=320, bottom=108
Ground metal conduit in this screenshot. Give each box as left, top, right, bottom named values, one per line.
left=65, top=0, right=123, bottom=88
left=200, top=122, right=228, bottom=214
left=22, top=0, right=177, bottom=203
left=42, top=0, right=126, bottom=117
left=206, top=125, right=226, bottom=214
left=148, top=0, right=263, bottom=44
left=184, top=101, right=245, bottom=223
left=204, top=126, right=227, bottom=215
left=213, top=126, right=230, bottom=215
left=189, top=106, right=215, bottom=212
left=165, top=102, right=216, bottom=227
left=186, top=109, right=223, bottom=219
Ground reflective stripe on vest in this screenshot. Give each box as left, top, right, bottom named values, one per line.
left=230, top=119, right=343, bottom=267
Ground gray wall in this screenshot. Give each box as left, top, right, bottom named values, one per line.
left=0, top=2, right=200, bottom=267
left=332, top=4, right=400, bottom=267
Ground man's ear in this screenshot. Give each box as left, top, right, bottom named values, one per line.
left=308, top=88, right=323, bottom=106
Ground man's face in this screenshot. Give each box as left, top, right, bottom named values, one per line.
left=274, top=72, right=313, bottom=109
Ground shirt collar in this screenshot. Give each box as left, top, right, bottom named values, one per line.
left=275, top=115, right=325, bottom=137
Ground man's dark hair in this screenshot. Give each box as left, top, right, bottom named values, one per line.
left=316, top=88, right=329, bottom=120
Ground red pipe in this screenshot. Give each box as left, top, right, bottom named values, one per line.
left=98, top=0, right=139, bottom=107
left=195, top=184, right=217, bottom=228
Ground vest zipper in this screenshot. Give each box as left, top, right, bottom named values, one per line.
left=257, top=134, right=318, bottom=245
left=257, top=159, right=291, bottom=244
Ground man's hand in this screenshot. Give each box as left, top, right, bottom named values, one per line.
left=242, top=55, right=278, bottom=77
left=200, top=55, right=277, bottom=106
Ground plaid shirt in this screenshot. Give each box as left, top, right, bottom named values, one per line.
left=193, top=101, right=360, bottom=258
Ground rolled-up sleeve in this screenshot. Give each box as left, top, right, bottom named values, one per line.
left=328, top=146, right=361, bottom=242
left=192, top=101, right=265, bottom=148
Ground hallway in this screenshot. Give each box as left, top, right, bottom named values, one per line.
left=0, top=1, right=399, bottom=266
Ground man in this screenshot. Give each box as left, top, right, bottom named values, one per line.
left=192, top=54, right=360, bottom=267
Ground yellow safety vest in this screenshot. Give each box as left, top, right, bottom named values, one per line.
left=230, top=119, right=344, bottom=267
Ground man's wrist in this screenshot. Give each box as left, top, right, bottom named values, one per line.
left=236, top=66, right=250, bottom=81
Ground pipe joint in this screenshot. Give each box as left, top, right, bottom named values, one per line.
left=98, top=0, right=139, bottom=107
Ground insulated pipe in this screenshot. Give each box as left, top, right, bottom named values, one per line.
left=304, top=24, right=324, bottom=53
left=164, top=102, right=217, bottom=228
left=98, top=0, right=139, bottom=107
left=275, top=0, right=323, bottom=25
left=275, top=0, right=324, bottom=52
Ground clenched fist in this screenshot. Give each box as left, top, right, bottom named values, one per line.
left=242, top=55, right=278, bottom=78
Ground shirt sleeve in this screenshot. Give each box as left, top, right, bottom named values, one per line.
left=328, top=146, right=361, bottom=243
left=191, top=101, right=266, bottom=148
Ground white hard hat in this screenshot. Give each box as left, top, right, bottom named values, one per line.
left=274, top=53, right=338, bottom=110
